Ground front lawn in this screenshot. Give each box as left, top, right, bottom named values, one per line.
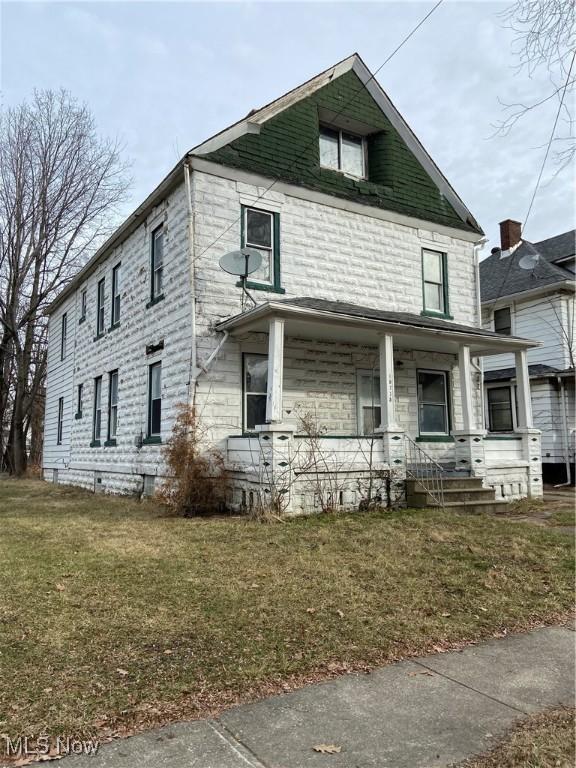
left=0, top=479, right=573, bottom=746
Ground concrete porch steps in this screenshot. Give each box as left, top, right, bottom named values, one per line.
left=406, top=476, right=510, bottom=514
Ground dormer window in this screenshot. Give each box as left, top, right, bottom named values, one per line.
left=319, top=126, right=366, bottom=178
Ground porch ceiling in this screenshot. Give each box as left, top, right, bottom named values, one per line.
left=216, top=297, right=541, bottom=356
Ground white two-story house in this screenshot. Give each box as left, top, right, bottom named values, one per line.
left=481, top=220, right=575, bottom=485
left=43, top=54, right=542, bottom=512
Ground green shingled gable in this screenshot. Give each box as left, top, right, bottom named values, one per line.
left=201, top=69, right=477, bottom=233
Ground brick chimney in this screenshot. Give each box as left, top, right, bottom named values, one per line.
left=499, top=219, right=522, bottom=251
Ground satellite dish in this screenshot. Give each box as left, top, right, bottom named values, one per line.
left=219, top=248, right=262, bottom=277
left=518, top=253, right=540, bottom=271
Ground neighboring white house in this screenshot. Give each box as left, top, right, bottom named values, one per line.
left=480, top=220, right=575, bottom=485
left=43, top=54, right=543, bottom=512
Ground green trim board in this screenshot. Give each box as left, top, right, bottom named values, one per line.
left=142, top=435, right=162, bottom=445
left=146, top=293, right=164, bottom=309
left=416, top=435, right=454, bottom=443
left=484, top=435, right=522, bottom=441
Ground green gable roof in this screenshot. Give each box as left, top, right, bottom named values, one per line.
left=198, top=65, right=481, bottom=235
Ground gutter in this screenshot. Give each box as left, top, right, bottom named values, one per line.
left=184, top=160, right=199, bottom=399
left=481, top=280, right=575, bottom=310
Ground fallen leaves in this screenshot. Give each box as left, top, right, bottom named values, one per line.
left=313, top=744, right=342, bottom=754
left=116, top=668, right=129, bottom=677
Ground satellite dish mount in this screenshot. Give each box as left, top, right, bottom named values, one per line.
left=218, top=248, right=263, bottom=308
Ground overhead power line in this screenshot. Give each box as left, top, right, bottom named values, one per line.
left=193, top=0, right=446, bottom=264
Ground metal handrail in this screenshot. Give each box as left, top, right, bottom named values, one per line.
left=404, top=434, right=445, bottom=510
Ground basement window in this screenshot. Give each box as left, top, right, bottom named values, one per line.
left=319, top=126, right=366, bottom=178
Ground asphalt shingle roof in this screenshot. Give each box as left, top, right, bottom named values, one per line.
left=483, top=364, right=560, bottom=382
left=480, top=230, right=575, bottom=303
left=271, top=297, right=527, bottom=341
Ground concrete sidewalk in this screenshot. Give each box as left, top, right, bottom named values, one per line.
left=52, top=626, right=574, bottom=768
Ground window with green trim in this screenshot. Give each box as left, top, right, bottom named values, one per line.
left=241, top=206, right=283, bottom=292
left=422, top=249, right=449, bottom=317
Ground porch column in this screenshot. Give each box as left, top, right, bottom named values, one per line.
left=514, top=349, right=542, bottom=498
left=458, top=345, right=475, bottom=431
left=515, top=349, right=533, bottom=428
left=378, top=334, right=399, bottom=430
left=266, top=317, right=284, bottom=424
left=453, top=344, right=486, bottom=479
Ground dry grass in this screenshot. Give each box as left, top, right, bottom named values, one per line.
left=459, top=708, right=575, bottom=768
left=0, top=478, right=573, bottom=749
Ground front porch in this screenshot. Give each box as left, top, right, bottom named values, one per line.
left=217, top=298, right=542, bottom=514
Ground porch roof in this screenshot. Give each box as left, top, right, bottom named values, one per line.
left=216, top=297, right=541, bottom=356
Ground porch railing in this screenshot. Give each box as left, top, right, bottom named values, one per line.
left=404, top=434, right=445, bottom=510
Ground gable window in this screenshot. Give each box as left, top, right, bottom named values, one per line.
left=57, top=397, right=64, bottom=445
left=111, top=264, right=121, bottom=327
left=422, top=249, right=449, bottom=317
left=148, top=362, right=162, bottom=437
left=357, top=370, right=381, bottom=434
left=243, top=353, right=267, bottom=431
left=60, top=313, right=67, bottom=361
left=494, top=306, right=512, bottom=335
left=92, top=376, right=102, bottom=444
left=80, top=289, right=87, bottom=323
left=107, top=370, right=119, bottom=442
left=96, top=278, right=105, bottom=336
left=319, top=126, right=366, bottom=178
left=487, top=386, right=515, bottom=432
left=151, top=226, right=164, bottom=301
left=241, top=207, right=283, bottom=293
left=417, top=370, right=450, bottom=435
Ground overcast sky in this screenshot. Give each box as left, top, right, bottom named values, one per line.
left=2, top=0, right=574, bottom=253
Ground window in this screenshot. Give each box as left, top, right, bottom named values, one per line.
left=241, top=207, right=282, bottom=291
left=76, top=383, right=83, bottom=418
left=243, top=354, right=267, bottom=431
left=487, top=386, right=514, bottom=432
left=96, top=278, right=105, bottom=336
left=111, top=264, right=121, bottom=326
left=151, top=226, right=164, bottom=300
left=57, top=397, right=64, bottom=445
left=93, top=376, right=102, bottom=443
left=319, top=126, right=366, bottom=178
left=80, top=289, right=87, bottom=322
left=494, top=307, right=512, bottom=335
left=422, top=249, right=449, bottom=316
left=357, top=370, right=381, bottom=434
left=60, top=313, right=67, bottom=361
left=107, top=370, right=118, bottom=441
left=417, top=370, right=450, bottom=435
left=148, top=362, right=162, bottom=437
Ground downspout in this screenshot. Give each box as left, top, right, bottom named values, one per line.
left=184, top=159, right=198, bottom=404
left=473, top=239, right=487, bottom=429
left=555, top=375, right=572, bottom=486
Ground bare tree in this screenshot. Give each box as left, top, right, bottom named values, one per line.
left=496, top=0, right=576, bottom=171
left=0, top=90, right=130, bottom=475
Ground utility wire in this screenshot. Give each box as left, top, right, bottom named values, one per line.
left=193, top=0, right=445, bottom=264
left=483, top=48, right=576, bottom=322
left=524, top=49, right=576, bottom=233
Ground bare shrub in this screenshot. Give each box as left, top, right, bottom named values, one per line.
left=159, top=404, right=229, bottom=516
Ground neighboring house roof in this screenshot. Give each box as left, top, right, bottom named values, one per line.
left=483, top=364, right=561, bottom=382
left=480, top=231, right=575, bottom=304
left=217, top=296, right=539, bottom=354
left=536, top=230, right=576, bottom=264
